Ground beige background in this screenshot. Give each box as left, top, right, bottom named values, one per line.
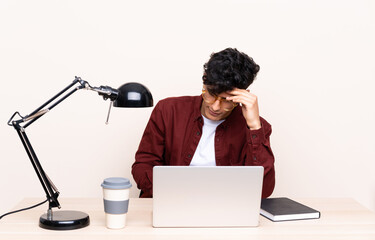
left=1, top=0, right=374, bottom=216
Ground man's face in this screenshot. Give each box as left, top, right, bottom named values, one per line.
left=200, top=86, right=236, bottom=121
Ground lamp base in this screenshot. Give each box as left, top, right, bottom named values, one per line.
left=39, top=210, right=90, bottom=230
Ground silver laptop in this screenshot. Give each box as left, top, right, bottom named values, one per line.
left=152, top=166, right=264, bottom=227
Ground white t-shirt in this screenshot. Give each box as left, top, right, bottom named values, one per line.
left=189, top=115, right=225, bottom=166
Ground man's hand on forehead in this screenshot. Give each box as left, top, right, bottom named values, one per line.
left=226, top=88, right=261, bottom=130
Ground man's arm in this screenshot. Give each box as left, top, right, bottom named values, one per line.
left=244, top=118, right=275, bottom=198
left=132, top=102, right=166, bottom=197
left=227, top=89, right=275, bottom=198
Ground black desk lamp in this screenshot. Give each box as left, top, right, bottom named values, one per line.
left=7, top=76, right=153, bottom=230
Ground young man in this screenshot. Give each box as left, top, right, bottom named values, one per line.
left=132, top=48, right=275, bottom=198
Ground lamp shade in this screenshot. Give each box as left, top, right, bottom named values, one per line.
left=113, top=82, right=153, bottom=108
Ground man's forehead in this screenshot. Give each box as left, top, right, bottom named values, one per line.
left=205, top=85, right=235, bottom=97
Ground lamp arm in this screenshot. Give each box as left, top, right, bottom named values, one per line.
left=13, top=124, right=61, bottom=209
left=7, top=76, right=117, bottom=211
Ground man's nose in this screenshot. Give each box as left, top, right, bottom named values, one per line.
left=211, top=99, right=221, bottom=111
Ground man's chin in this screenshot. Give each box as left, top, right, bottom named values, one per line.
left=206, top=110, right=224, bottom=120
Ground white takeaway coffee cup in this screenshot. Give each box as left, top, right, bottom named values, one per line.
left=101, top=177, right=132, bottom=229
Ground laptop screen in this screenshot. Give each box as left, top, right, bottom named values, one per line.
left=152, top=166, right=264, bottom=227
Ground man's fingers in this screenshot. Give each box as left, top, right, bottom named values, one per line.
left=227, top=95, right=256, bottom=107
left=227, top=94, right=257, bottom=102
left=227, top=89, right=250, bottom=96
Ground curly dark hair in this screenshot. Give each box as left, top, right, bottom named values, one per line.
left=202, top=48, right=260, bottom=95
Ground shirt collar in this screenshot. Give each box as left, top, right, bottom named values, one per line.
left=193, top=95, right=204, bottom=122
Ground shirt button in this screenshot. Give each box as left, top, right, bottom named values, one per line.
left=253, top=156, right=257, bottom=161
left=196, top=131, right=200, bottom=136
left=252, top=134, right=257, bottom=139
left=188, top=154, right=192, bottom=158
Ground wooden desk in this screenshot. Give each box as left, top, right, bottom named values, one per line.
left=1, top=198, right=375, bottom=240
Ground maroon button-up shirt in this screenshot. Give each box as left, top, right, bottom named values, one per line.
left=132, top=95, right=275, bottom=198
